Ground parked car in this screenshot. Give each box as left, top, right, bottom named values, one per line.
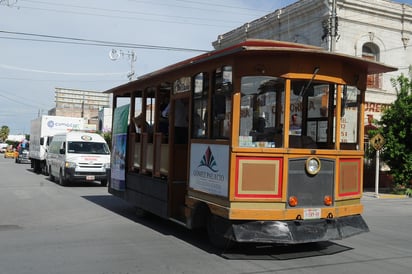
left=4, top=149, right=17, bottom=158
left=0, top=143, right=8, bottom=153
left=15, top=147, right=31, bottom=164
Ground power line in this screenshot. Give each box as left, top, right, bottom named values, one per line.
left=0, top=30, right=209, bottom=52
left=174, top=0, right=273, bottom=13
left=19, top=0, right=249, bottom=25
left=0, top=76, right=123, bottom=82
left=0, top=63, right=127, bottom=76
left=12, top=1, right=261, bottom=29
left=0, top=91, right=48, bottom=109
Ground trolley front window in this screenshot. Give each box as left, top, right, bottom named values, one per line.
left=239, top=76, right=285, bottom=148
left=290, top=80, right=331, bottom=148
left=339, top=85, right=361, bottom=149
left=239, top=77, right=362, bottom=150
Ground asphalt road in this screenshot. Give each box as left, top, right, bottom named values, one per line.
left=0, top=155, right=411, bottom=274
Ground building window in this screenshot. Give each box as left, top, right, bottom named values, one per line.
left=362, top=43, right=381, bottom=89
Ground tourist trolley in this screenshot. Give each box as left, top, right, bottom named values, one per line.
left=106, top=39, right=396, bottom=247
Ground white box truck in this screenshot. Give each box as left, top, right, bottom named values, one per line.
left=29, top=115, right=85, bottom=174
left=47, top=131, right=110, bottom=186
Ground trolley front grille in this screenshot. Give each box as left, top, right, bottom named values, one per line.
left=287, top=158, right=334, bottom=208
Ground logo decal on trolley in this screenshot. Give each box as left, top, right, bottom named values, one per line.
left=198, top=146, right=218, bottom=172
left=190, top=143, right=229, bottom=197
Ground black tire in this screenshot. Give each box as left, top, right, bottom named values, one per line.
left=207, top=214, right=234, bottom=250
left=43, top=165, right=49, bottom=176
left=100, top=179, right=108, bottom=187
left=33, top=160, right=41, bottom=174
left=59, top=170, right=67, bottom=186
left=49, top=167, right=55, bottom=182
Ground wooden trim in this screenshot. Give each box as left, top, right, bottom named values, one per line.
left=229, top=204, right=363, bottom=220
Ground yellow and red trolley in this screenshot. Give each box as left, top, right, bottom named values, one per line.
left=106, top=39, right=396, bottom=247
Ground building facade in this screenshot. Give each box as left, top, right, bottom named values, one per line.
left=98, top=107, right=112, bottom=132
left=212, top=0, right=412, bottom=124
left=48, top=87, right=110, bottom=129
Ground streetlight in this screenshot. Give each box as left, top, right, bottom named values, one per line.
left=109, top=49, right=137, bottom=81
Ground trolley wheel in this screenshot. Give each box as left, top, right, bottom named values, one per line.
left=59, top=170, right=67, bottom=186
left=135, top=207, right=147, bottom=218
left=207, top=214, right=234, bottom=250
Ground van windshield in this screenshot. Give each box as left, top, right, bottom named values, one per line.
left=67, top=141, right=110, bottom=155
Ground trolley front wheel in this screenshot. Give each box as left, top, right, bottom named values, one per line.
left=207, top=214, right=234, bottom=250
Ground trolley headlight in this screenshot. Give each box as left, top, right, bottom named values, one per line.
left=306, top=157, right=321, bottom=175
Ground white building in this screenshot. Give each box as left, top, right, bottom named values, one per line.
left=48, top=87, right=110, bottom=129
left=212, top=0, right=412, bottom=124
left=98, top=107, right=112, bottom=132
left=7, top=134, right=26, bottom=142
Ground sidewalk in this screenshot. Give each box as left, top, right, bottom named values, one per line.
left=362, top=191, right=409, bottom=199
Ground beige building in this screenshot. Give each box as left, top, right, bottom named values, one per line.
left=212, top=0, right=412, bottom=125
left=48, top=87, right=110, bottom=129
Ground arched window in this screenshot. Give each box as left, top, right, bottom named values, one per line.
left=362, top=42, right=380, bottom=61
left=362, top=42, right=381, bottom=89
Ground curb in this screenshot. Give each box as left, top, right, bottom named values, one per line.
left=363, top=192, right=409, bottom=199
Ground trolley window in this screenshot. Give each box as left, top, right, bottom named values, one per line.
left=339, top=85, right=361, bottom=149
left=192, top=72, right=208, bottom=138
left=239, top=76, right=285, bottom=148
left=212, top=66, right=232, bottom=139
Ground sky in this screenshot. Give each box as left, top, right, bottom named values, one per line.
left=1, top=0, right=411, bottom=135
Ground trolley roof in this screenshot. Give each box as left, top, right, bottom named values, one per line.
left=105, top=39, right=397, bottom=95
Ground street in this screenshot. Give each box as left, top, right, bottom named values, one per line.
left=0, top=156, right=411, bottom=274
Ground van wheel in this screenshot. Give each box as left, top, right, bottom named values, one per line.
left=49, top=167, right=55, bottom=182
left=59, top=170, right=67, bottom=186
left=42, top=164, right=49, bottom=176
left=100, top=179, right=108, bottom=187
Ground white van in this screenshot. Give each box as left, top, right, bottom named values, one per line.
left=47, top=131, right=110, bottom=186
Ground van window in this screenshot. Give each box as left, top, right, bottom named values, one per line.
left=68, top=142, right=110, bottom=155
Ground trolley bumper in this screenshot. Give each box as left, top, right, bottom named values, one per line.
left=230, top=215, right=369, bottom=244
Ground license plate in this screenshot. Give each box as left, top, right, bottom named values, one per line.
left=86, top=175, right=95, bottom=181
left=304, top=208, right=321, bottom=219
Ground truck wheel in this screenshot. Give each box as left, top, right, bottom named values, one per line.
left=59, top=170, right=67, bottom=186
left=33, top=160, right=40, bottom=173
left=100, top=179, right=108, bottom=187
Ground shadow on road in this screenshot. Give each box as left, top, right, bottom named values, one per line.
left=82, top=194, right=353, bottom=260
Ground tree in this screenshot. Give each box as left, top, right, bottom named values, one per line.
left=378, top=71, right=412, bottom=188
left=0, top=125, right=10, bottom=142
